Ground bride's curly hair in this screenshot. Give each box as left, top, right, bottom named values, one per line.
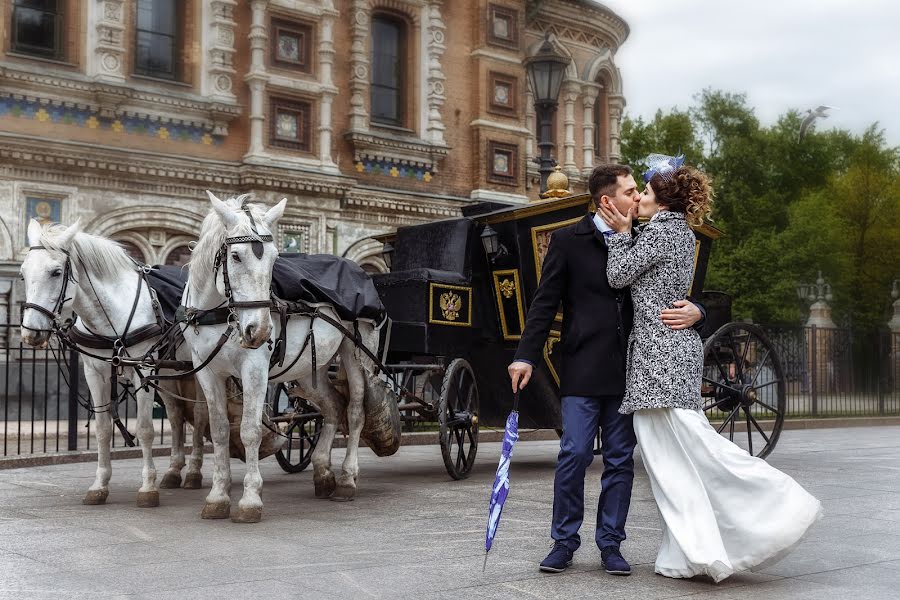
left=649, top=166, right=714, bottom=228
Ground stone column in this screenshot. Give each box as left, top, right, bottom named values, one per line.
left=244, top=0, right=270, bottom=158
left=92, top=0, right=127, bottom=84
left=425, top=1, right=447, bottom=146
left=348, top=0, right=371, bottom=132
left=562, top=81, right=580, bottom=177
left=890, top=280, right=900, bottom=392
left=318, top=1, right=340, bottom=172
left=0, top=280, right=10, bottom=346
left=207, top=1, right=238, bottom=103
left=581, top=83, right=600, bottom=177
left=607, top=94, right=625, bottom=162
left=802, top=272, right=836, bottom=407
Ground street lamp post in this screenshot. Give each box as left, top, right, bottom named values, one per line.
left=524, top=36, right=570, bottom=195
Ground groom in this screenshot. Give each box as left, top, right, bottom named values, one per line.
left=508, top=164, right=704, bottom=575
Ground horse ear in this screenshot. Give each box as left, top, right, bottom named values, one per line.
left=56, top=219, right=81, bottom=249
left=208, top=190, right=239, bottom=229
left=26, top=219, right=43, bottom=247
left=262, top=198, right=287, bottom=229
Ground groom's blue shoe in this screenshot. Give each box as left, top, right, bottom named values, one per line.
left=601, top=546, right=631, bottom=576
left=539, top=541, right=574, bottom=573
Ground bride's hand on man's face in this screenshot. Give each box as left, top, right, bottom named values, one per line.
left=598, top=199, right=633, bottom=234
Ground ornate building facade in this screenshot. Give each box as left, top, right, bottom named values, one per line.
left=0, top=0, right=628, bottom=324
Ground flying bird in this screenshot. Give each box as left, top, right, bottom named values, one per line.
left=798, top=105, right=835, bottom=141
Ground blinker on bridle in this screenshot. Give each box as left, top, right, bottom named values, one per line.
left=217, top=205, right=275, bottom=311
left=21, top=245, right=75, bottom=331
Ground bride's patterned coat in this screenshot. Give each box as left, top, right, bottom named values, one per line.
left=606, top=211, right=704, bottom=414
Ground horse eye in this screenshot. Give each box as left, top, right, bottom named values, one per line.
left=231, top=252, right=241, bottom=263
left=50, top=269, right=62, bottom=278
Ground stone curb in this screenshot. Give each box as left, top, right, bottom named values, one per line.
left=1, top=416, right=898, bottom=470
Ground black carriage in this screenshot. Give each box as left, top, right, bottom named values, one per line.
left=271, top=192, right=786, bottom=478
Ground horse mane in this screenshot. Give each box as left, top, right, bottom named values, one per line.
left=40, top=224, right=137, bottom=280
left=187, top=195, right=272, bottom=285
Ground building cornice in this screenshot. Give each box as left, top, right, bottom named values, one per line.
left=0, top=62, right=242, bottom=134
left=531, top=1, right=628, bottom=50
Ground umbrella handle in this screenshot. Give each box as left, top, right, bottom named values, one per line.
left=513, top=390, right=519, bottom=412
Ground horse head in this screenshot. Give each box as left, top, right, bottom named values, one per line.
left=20, top=219, right=80, bottom=347
left=207, top=191, right=287, bottom=349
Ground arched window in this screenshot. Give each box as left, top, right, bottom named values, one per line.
left=164, top=245, right=191, bottom=267
left=117, top=241, right=146, bottom=264
left=593, top=85, right=608, bottom=160
left=370, top=14, right=406, bottom=126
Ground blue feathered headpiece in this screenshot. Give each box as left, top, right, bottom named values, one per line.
left=642, top=153, right=686, bottom=183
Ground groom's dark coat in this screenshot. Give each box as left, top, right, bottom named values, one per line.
left=514, top=213, right=634, bottom=398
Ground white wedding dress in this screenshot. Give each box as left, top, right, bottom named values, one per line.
left=633, top=408, right=823, bottom=582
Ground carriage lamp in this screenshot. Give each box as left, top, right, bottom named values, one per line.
left=480, top=224, right=508, bottom=263
left=524, top=35, right=571, bottom=195
left=381, top=242, right=394, bottom=271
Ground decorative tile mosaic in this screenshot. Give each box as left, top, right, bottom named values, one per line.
left=0, top=96, right=223, bottom=146
left=355, top=158, right=433, bottom=183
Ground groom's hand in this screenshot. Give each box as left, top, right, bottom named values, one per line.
left=661, top=300, right=702, bottom=330
left=508, top=361, right=533, bottom=393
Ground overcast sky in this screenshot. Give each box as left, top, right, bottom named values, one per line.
left=597, top=0, right=900, bottom=146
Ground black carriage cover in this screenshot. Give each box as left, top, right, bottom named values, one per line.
left=145, top=265, right=189, bottom=324
left=145, top=254, right=385, bottom=324
left=271, top=253, right=385, bottom=322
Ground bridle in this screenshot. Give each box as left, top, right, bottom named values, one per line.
left=213, top=205, right=275, bottom=316
left=21, top=246, right=75, bottom=334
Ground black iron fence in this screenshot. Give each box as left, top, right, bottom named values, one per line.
left=1, top=323, right=174, bottom=457
left=763, top=325, right=899, bottom=417
left=1, top=322, right=898, bottom=458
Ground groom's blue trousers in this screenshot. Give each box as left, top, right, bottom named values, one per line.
left=552, top=395, right=636, bottom=551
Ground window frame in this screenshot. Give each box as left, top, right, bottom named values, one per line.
left=269, top=97, right=313, bottom=153
left=134, top=0, right=182, bottom=81
left=488, top=141, right=519, bottom=186
left=369, top=13, right=407, bottom=128
left=10, top=0, right=66, bottom=60
left=487, top=4, right=519, bottom=50
left=488, top=71, right=518, bottom=116
left=270, top=17, right=314, bottom=73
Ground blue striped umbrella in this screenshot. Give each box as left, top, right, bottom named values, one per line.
left=484, top=392, right=520, bottom=569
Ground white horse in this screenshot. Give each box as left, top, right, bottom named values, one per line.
left=183, top=192, right=378, bottom=523
left=20, top=219, right=208, bottom=505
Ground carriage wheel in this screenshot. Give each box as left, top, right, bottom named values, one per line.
left=702, top=322, right=786, bottom=459
left=438, top=359, right=480, bottom=480
left=267, top=384, right=324, bottom=474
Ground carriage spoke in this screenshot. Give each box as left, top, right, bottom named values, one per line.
left=747, top=412, right=771, bottom=444
left=712, top=352, right=732, bottom=384
left=749, top=349, right=771, bottom=386
left=744, top=409, right=754, bottom=455
left=738, top=332, right=752, bottom=380
left=729, top=415, right=736, bottom=441
left=717, top=404, right=741, bottom=435
left=702, top=377, right=741, bottom=395
left=754, top=399, right=783, bottom=417
left=753, top=379, right=781, bottom=390
left=702, top=396, right=733, bottom=412
left=729, top=335, right=745, bottom=381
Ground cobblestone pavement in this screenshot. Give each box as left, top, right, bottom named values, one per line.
left=1, top=426, right=899, bottom=599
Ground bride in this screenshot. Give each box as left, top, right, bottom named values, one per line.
left=598, top=154, right=822, bottom=582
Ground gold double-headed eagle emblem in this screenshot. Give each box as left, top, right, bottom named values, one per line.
left=439, top=292, right=463, bottom=321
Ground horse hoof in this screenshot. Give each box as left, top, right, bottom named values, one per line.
left=314, top=478, right=336, bottom=499
left=331, top=484, right=356, bottom=502
left=82, top=489, right=109, bottom=505
left=201, top=501, right=231, bottom=519
left=159, top=472, right=182, bottom=489
left=136, top=491, right=160, bottom=508
left=183, top=473, right=203, bottom=489
left=231, top=506, right=263, bottom=523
